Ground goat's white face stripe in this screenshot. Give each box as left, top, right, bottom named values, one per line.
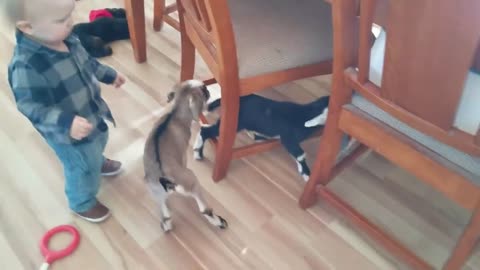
left=305, top=108, right=329, bottom=127
left=185, top=80, right=204, bottom=88
left=189, top=96, right=194, bottom=110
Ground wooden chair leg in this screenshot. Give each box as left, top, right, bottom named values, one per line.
left=153, top=0, right=165, bottom=31
left=179, top=4, right=195, bottom=81
left=443, top=204, right=480, bottom=270
left=299, top=74, right=353, bottom=209
left=163, top=4, right=180, bottom=31
left=124, top=0, right=146, bottom=63
left=299, top=123, right=345, bottom=209
left=212, top=85, right=240, bottom=182
left=299, top=41, right=355, bottom=208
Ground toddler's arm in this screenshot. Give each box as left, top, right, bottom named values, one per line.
left=88, top=55, right=119, bottom=85
left=9, top=63, right=75, bottom=140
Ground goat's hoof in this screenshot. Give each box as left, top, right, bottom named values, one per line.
left=161, top=219, right=173, bottom=232
left=193, top=151, right=204, bottom=161
left=218, top=216, right=228, bottom=229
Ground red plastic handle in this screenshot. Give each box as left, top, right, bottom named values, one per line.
left=40, top=225, right=80, bottom=264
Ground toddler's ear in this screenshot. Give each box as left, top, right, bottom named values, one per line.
left=16, top=21, right=33, bottom=35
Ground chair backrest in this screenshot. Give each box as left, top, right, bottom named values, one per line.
left=333, top=0, right=480, bottom=155
left=176, top=0, right=239, bottom=82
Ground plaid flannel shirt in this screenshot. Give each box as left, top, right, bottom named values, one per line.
left=8, top=31, right=117, bottom=145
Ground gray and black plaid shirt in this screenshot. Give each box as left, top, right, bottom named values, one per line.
left=8, top=31, right=117, bottom=145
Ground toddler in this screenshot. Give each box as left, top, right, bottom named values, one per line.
left=3, top=0, right=125, bottom=223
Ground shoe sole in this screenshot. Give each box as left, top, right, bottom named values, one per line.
left=101, top=168, right=123, bottom=177
left=73, top=211, right=111, bottom=223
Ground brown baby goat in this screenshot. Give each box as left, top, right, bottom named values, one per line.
left=143, top=80, right=228, bottom=232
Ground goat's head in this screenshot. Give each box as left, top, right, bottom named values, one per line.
left=167, top=80, right=210, bottom=121
left=304, top=95, right=330, bottom=127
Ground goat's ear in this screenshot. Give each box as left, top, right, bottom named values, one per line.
left=167, top=92, right=175, bottom=103
left=305, top=108, right=329, bottom=127
left=189, top=96, right=203, bottom=121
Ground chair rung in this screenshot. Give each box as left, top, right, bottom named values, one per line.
left=203, top=78, right=217, bottom=86
left=316, top=186, right=433, bottom=270
left=330, top=143, right=369, bottom=181
left=165, top=3, right=178, bottom=14
left=164, top=15, right=180, bottom=31
left=338, top=105, right=480, bottom=210
left=232, top=140, right=281, bottom=159
left=202, top=137, right=280, bottom=160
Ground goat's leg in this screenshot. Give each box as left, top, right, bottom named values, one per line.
left=173, top=181, right=228, bottom=229
left=193, top=123, right=220, bottom=160
left=191, top=186, right=228, bottom=229
left=159, top=199, right=173, bottom=232
left=281, top=136, right=310, bottom=181
left=148, top=178, right=175, bottom=232
left=295, top=152, right=310, bottom=181
left=201, top=207, right=228, bottom=229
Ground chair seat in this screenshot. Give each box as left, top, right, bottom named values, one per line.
left=351, top=94, right=480, bottom=185
left=227, top=0, right=333, bottom=78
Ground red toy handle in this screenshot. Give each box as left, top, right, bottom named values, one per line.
left=40, top=225, right=80, bottom=264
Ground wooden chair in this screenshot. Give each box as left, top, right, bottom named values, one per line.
left=153, top=0, right=179, bottom=31
left=176, top=0, right=334, bottom=181
left=300, top=0, right=480, bottom=269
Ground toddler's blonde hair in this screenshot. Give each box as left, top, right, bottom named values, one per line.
left=0, top=0, right=25, bottom=27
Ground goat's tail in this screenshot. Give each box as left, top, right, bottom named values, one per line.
left=207, top=98, right=221, bottom=111
left=159, top=177, right=176, bottom=192
left=159, top=177, right=186, bottom=194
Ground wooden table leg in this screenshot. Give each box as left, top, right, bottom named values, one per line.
left=125, top=0, right=147, bottom=63
left=153, top=0, right=165, bottom=31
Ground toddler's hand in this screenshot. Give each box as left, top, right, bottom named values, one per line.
left=70, top=116, right=93, bottom=140
left=113, top=74, right=126, bottom=88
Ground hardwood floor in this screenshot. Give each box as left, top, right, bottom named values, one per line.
left=0, top=1, right=479, bottom=269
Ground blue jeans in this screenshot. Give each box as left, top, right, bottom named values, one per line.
left=47, top=131, right=108, bottom=212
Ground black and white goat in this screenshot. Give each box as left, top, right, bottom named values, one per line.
left=193, top=94, right=330, bottom=181
left=143, top=80, right=228, bottom=232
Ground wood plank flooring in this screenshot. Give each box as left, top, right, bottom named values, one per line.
left=0, top=0, right=478, bottom=269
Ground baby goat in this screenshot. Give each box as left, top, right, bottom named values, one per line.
left=193, top=94, right=330, bottom=181
left=143, top=80, right=228, bottom=232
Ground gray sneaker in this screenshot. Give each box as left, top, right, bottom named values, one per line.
left=101, top=158, right=122, bottom=176
left=74, top=201, right=111, bottom=223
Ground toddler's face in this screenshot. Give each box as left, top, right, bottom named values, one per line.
left=21, top=0, right=75, bottom=45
